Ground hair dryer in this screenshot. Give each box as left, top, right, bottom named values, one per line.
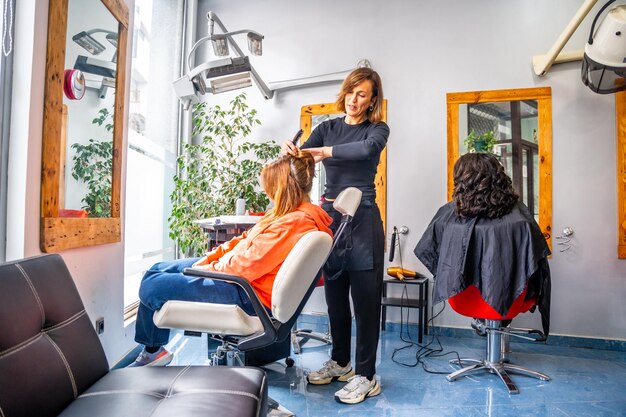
left=387, top=266, right=418, bottom=281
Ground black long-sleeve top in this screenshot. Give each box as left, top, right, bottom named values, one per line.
left=301, top=117, right=389, bottom=199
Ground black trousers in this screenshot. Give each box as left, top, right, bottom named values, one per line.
left=324, top=262, right=384, bottom=379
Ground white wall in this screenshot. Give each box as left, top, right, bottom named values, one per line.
left=8, top=0, right=136, bottom=364
left=199, top=0, right=626, bottom=340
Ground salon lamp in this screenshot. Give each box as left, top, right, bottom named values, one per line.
left=582, top=1, right=626, bottom=93
left=73, top=29, right=118, bottom=55
left=72, top=29, right=119, bottom=99
left=173, top=11, right=273, bottom=110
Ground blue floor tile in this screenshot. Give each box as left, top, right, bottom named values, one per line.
left=167, top=326, right=626, bottom=417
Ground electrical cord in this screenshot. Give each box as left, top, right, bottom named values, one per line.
left=388, top=230, right=462, bottom=374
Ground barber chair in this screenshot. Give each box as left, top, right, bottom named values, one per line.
left=446, top=285, right=550, bottom=395
left=290, top=275, right=332, bottom=354
left=152, top=187, right=362, bottom=368
left=0, top=254, right=268, bottom=417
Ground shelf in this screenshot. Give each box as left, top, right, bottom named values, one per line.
left=382, top=297, right=426, bottom=309
left=383, top=277, right=428, bottom=285
left=381, top=274, right=429, bottom=343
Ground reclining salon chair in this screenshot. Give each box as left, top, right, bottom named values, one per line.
left=446, top=284, right=550, bottom=395
left=0, top=254, right=268, bottom=417
left=152, top=187, right=362, bottom=368
left=290, top=274, right=332, bottom=355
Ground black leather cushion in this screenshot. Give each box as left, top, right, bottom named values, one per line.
left=0, top=254, right=268, bottom=417
left=59, top=366, right=268, bottom=417
left=0, top=254, right=109, bottom=417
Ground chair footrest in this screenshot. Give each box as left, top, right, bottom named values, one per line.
left=154, top=300, right=263, bottom=335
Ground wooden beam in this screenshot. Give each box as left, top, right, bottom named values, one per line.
left=616, top=91, right=626, bottom=259
left=532, top=0, right=598, bottom=76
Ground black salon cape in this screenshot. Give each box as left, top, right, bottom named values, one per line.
left=414, top=201, right=551, bottom=336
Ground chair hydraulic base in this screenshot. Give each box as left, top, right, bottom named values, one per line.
left=291, top=328, right=332, bottom=354
left=447, top=319, right=550, bottom=394
left=291, top=312, right=332, bottom=354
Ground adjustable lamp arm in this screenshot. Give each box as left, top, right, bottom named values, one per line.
left=207, top=11, right=246, bottom=58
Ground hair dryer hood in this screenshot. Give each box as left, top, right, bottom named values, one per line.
left=582, top=5, right=626, bottom=94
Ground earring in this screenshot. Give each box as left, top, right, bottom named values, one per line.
left=369, top=104, right=374, bottom=112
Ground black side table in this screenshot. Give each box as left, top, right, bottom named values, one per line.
left=381, top=275, right=429, bottom=343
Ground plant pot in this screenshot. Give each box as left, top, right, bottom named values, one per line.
left=474, top=139, right=488, bottom=152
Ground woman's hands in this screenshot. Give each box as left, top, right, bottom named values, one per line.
left=281, top=140, right=332, bottom=162
left=281, top=139, right=298, bottom=156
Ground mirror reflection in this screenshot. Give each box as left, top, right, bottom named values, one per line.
left=446, top=87, right=552, bottom=249
left=458, top=100, right=539, bottom=220
left=310, top=113, right=344, bottom=204
left=61, top=0, right=118, bottom=218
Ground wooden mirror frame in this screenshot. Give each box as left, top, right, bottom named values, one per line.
left=300, top=100, right=388, bottom=233
left=446, top=87, right=553, bottom=250
left=41, top=0, right=128, bottom=252
left=616, top=91, right=626, bottom=259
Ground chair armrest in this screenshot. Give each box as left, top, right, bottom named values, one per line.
left=183, top=268, right=276, bottom=338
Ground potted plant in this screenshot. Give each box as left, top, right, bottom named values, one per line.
left=169, top=93, right=281, bottom=256
left=70, top=108, right=113, bottom=218
left=463, top=129, right=497, bottom=154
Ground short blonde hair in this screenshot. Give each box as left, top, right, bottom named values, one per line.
left=335, top=67, right=384, bottom=124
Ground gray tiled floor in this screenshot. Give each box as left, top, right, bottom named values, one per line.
left=164, top=324, right=626, bottom=417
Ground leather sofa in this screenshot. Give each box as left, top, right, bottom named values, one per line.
left=0, top=254, right=268, bottom=417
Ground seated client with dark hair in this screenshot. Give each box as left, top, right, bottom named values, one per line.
left=414, top=152, right=551, bottom=335
left=130, top=150, right=332, bottom=367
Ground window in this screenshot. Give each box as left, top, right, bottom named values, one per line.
left=124, top=0, right=185, bottom=313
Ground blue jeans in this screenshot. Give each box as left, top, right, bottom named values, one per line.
left=134, top=258, right=256, bottom=348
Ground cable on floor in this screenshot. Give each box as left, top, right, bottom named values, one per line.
left=387, top=230, right=462, bottom=374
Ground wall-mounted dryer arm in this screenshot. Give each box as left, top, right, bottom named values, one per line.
left=532, top=0, right=599, bottom=76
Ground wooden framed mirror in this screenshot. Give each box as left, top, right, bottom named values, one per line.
left=616, top=91, right=626, bottom=259
left=41, top=0, right=128, bottom=252
left=300, top=100, right=388, bottom=233
left=447, top=87, right=553, bottom=250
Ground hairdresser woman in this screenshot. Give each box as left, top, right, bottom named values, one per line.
left=282, top=67, right=389, bottom=405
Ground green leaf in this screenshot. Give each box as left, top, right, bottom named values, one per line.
left=169, top=93, right=280, bottom=256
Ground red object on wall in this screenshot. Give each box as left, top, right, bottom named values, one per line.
left=59, top=209, right=89, bottom=218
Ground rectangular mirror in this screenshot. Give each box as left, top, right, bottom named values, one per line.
left=41, top=0, right=128, bottom=252
left=447, top=87, right=552, bottom=250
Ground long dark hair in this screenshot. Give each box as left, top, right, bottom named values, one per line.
left=452, top=153, right=518, bottom=219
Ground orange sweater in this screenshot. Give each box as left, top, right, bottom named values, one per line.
left=192, top=202, right=332, bottom=308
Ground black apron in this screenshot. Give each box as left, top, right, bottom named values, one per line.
left=322, top=197, right=384, bottom=280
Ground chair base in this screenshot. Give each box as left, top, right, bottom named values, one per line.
left=447, top=319, right=550, bottom=394
left=447, top=358, right=550, bottom=394
left=291, top=329, right=332, bottom=354
left=209, top=334, right=294, bottom=367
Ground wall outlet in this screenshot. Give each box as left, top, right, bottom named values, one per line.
left=95, top=317, right=105, bottom=335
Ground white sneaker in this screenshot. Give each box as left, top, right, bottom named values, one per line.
left=307, top=360, right=355, bottom=385
left=127, top=346, right=173, bottom=367
left=334, top=375, right=381, bottom=404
